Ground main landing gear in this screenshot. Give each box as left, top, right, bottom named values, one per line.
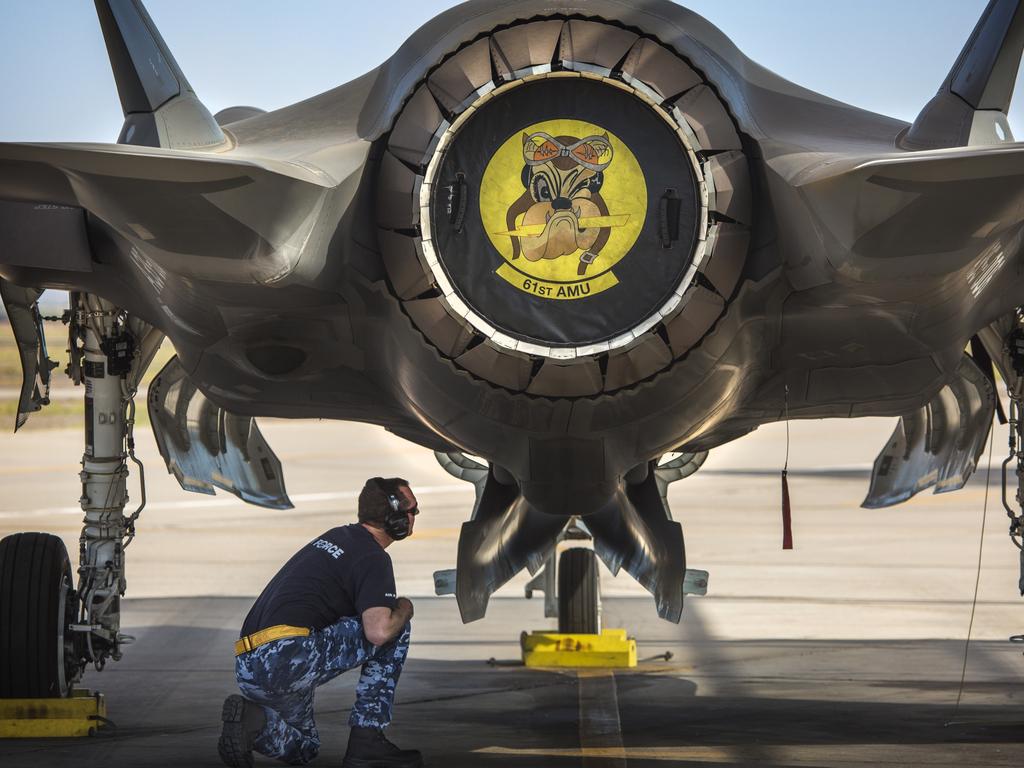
left=0, top=292, right=161, bottom=698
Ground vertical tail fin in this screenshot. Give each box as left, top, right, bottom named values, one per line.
left=94, top=0, right=226, bottom=149
left=904, top=0, right=1023, bottom=149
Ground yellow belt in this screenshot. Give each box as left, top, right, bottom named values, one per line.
left=234, top=624, right=310, bottom=656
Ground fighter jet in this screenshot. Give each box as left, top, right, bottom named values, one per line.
left=2, top=0, right=1023, bottom=699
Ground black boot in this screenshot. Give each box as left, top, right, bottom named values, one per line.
left=218, top=694, right=266, bottom=768
left=342, top=726, right=423, bottom=768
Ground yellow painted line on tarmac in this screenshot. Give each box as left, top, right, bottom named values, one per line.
left=577, top=669, right=626, bottom=767
left=474, top=745, right=738, bottom=762
left=474, top=743, right=1023, bottom=764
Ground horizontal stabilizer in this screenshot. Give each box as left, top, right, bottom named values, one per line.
left=95, top=0, right=225, bottom=149
left=799, top=141, right=1024, bottom=194
left=0, top=141, right=332, bottom=284
left=147, top=357, right=292, bottom=510
left=904, top=0, right=1023, bottom=148
left=795, top=143, right=1024, bottom=277
left=863, top=355, right=994, bottom=508
left=0, top=141, right=332, bottom=194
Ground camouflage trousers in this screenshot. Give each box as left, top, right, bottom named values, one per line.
left=234, top=618, right=411, bottom=765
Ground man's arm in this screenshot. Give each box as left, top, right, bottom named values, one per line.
left=361, top=597, right=413, bottom=646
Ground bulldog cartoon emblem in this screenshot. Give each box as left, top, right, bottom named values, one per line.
left=479, top=119, right=646, bottom=301
left=504, top=132, right=614, bottom=276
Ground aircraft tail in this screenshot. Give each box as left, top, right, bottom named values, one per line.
left=904, top=0, right=1024, bottom=149
left=94, top=0, right=226, bottom=150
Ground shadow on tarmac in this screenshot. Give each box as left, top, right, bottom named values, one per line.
left=0, top=603, right=1021, bottom=767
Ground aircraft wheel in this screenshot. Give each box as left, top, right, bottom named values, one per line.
left=557, top=548, right=600, bottom=635
left=0, top=532, right=78, bottom=697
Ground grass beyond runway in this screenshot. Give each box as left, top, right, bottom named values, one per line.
left=0, top=317, right=176, bottom=431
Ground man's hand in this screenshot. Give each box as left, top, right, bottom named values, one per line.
left=362, top=599, right=413, bottom=646
left=395, top=597, right=414, bottom=620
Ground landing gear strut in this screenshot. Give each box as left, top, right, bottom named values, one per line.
left=999, top=339, right=1024, bottom=596
left=73, top=292, right=145, bottom=672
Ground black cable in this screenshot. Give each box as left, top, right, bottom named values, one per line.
left=946, top=422, right=995, bottom=725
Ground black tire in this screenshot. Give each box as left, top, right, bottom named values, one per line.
left=0, top=532, right=78, bottom=698
left=557, top=548, right=600, bottom=635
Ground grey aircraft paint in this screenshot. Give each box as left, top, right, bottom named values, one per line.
left=0, top=0, right=1022, bottom=622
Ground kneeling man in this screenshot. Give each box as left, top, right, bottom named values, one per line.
left=219, top=477, right=421, bottom=767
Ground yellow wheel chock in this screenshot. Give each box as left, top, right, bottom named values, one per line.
left=521, top=628, right=637, bottom=668
left=0, top=689, right=107, bottom=738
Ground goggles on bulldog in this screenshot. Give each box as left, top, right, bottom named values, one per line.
left=522, top=133, right=613, bottom=172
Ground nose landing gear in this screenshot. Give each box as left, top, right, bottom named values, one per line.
left=522, top=519, right=602, bottom=635
left=556, top=547, right=601, bottom=635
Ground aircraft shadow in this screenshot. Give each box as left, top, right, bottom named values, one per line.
left=0, top=620, right=1019, bottom=768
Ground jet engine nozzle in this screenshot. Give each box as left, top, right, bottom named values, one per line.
left=377, top=19, right=752, bottom=397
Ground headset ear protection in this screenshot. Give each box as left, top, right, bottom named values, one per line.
left=384, top=491, right=412, bottom=541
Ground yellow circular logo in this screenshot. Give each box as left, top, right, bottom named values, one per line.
left=479, top=119, right=647, bottom=301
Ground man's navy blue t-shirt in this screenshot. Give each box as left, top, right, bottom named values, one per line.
left=241, top=524, right=397, bottom=636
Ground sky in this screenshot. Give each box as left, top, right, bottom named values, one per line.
left=0, top=0, right=1021, bottom=143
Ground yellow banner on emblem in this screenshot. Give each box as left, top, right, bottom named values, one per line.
left=496, top=263, right=618, bottom=300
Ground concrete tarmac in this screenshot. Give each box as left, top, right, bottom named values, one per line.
left=0, top=417, right=1022, bottom=766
